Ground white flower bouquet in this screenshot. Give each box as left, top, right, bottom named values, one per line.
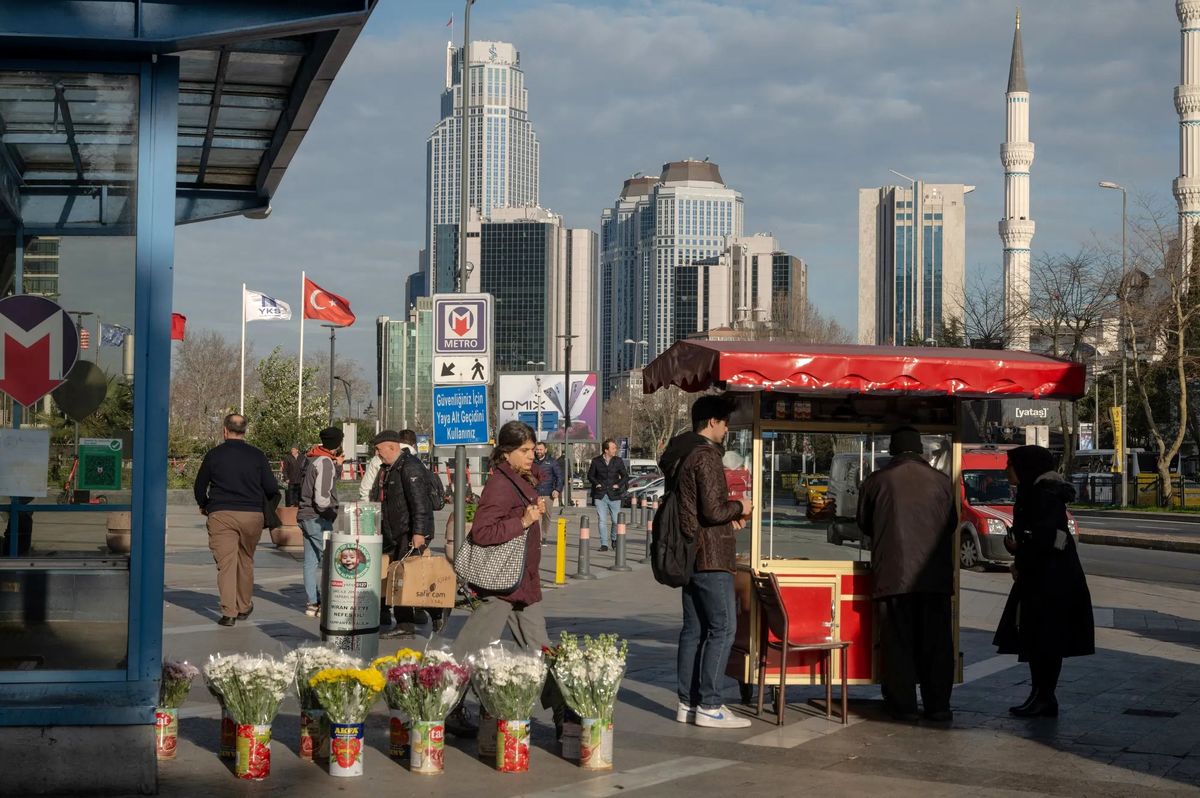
left=204, top=654, right=292, bottom=725
left=549, top=633, right=628, bottom=724
left=285, top=645, right=362, bottom=710
left=159, top=660, right=201, bottom=708
left=470, top=644, right=547, bottom=720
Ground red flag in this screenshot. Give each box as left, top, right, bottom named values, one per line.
left=446, top=14, right=453, bottom=27
left=171, top=313, right=186, bottom=341
left=303, top=278, right=356, bottom=326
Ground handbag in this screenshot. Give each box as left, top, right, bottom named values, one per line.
left=452, top=469, right=537, bottom=593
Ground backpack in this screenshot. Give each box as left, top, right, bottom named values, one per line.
left=405, top=452, right=446, bottom=511
left=650, top=452, right=699, bottom=588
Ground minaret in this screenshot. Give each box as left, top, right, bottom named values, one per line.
left=1000, top=8, right=1035, bottom=349
left=1175, top=1, right=1200, bottom=276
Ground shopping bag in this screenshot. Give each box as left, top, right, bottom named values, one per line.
left=399, top=551, right=457, bottom=608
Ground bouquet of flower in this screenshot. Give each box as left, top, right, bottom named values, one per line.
left=375, top=648, right=424, bottom=708
left=550, top=633, right=627, bottom=723
left=385, top=650, right=471, bottom=722
left=206, top=654, right=293, bottom=725
left=470, top=644, right=547, bottom=720
left=308, top=668, right=385, bottom=724
left=286, top=645, right=362, bottom=710
left=159, top=660, right=200, bottom=708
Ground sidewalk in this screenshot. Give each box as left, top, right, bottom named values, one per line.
left=155, top=508, right=1200, bottom=797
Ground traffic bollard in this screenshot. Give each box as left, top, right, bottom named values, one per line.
left=572, top=517, right=596, bottom=580
left=638, top=502, right=654, bottom=564
left=555, top=516, right=567, bottom=585
left=611, top=512, right=632, bottom=572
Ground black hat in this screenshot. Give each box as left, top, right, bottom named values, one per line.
left=319, top=427, right=344, bottom=448
left=371, top=429, right=402, bottom=446
left=888, top=427, right=923, bottom=456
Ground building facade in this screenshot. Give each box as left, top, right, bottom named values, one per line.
left=1001, top=10, right=1035, bottom=348
left=376, top=298, right=434, bottom=433
left=599, top=175, right=658, bottom=386
left=687, top=234, right=807, bottom=334
left=425, top=40, right=539, bottom=288
left=857, top=182, right=969, bottom=345
left=1177, top=1, right=1200, bottom=278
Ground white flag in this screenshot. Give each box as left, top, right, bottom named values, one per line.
left=245, top=289, right=292, bottom=321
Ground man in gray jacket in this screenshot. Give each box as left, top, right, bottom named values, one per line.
left=297, top=427, right=344, bottom=617
left=857, top=427, right=956, bottom=723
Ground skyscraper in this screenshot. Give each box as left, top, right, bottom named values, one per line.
left=1176, top=1, right=1200, bottom=275
left=1001, top=9, right=1035, bottom=348
left=690, top=235, right=807, bottom=334
left=857, top=182, right=969, bottom=345
left=599, top=175, right=658, bottom=383
left=425, top=40, right=539, bottom=288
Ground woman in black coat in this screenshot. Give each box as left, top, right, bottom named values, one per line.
left=993, top=445, right=1095, bottom=717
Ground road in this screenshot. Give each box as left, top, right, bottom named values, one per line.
left=1075, top=512, right=1200, bottom=538
left=1076, top=540, right=1200, bottom=589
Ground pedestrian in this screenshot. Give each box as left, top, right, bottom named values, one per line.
left=372, top=429, right=444, bottom=638
left=993, top=445, right=1094, bottom=718
left=449, top=420, right=566, bottom=739
left=533, top=441, right=564, bottom=542
left=587, top=438, right=628, bottom=552
left=359, top=452, right=382, bottom=503
left=193, top=413, right=280, bottom=627
left=297, top=427, right=344, bottom=618
left=281, top=445, right=307, bottom=507
left=857, top=427, right=956, bottom=723
left=659, top=395, right=753, bottom=729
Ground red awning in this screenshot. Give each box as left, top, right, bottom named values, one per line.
left=642, top=341, right=1086, bottom=400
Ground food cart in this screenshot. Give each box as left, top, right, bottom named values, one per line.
left=641, top=341, right=1085, bottom=697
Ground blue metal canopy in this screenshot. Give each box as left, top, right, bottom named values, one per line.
left=0, top=0, right=376, bottom=228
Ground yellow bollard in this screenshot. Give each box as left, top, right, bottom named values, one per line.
left=555, top=516, right=568, bottom=585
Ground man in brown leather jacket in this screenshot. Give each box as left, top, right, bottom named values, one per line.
left=659, top=395, right=753, bottom=729
left=857, top=427, right=956, bottom=723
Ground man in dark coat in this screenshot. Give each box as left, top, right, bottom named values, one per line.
left=660, top=394, right=753, bottom=729
left=281, top=446, right=307, bottom=506
left=857, top=427, right=956, bottom=722
left=533, top=441, right=564, bottom=542
left=587, top=439, right=629, bottom=551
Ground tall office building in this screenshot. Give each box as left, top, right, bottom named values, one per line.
left=688, top=234, right=807, bottom=335
left=376, top=298, right=434, bottom=432
left=425, top=40, right=539, bottom=288
left=1001, top=10, right=1035, bottom=348
left=1177, top=1, right=1200, bottom=278
left=433, top=207, right=597, bottom=374
left=598, top=160, right=743, bottom=389
left=857, top=182, right=970, bottom=345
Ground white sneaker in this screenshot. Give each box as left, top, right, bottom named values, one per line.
left=675, top=702, right=696, bottom=724
left=694, top=705, right=751, bottom=729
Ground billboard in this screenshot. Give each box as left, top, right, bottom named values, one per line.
left=497, top=372, right=599, bottom=443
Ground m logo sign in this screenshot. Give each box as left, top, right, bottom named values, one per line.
left=0, top=295, right=79, bottom=407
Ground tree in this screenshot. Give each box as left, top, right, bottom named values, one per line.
left=953, top=274, right=1025, bottom=349
left=635, top=385, right=694, bottom=457
left=244, top=347, right=329, bottom=459
left=169, top=329, right=242, bottom=452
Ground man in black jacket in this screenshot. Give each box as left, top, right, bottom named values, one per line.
left=372, top=429, right=443, bottom=637
left=857, top=427, right=956, bottom=723
left=281, top=446, right=307, bottom=506
left=194, top=413, right=280, bottom=626
left=586, top=439, right=628, bottom=552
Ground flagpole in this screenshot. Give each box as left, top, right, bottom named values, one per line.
left=298, top=270, right=305, bottom=420
left=239, top=282, right=246, bottom=414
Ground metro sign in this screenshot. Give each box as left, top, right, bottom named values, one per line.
left=433, top=293, right=492, bottom=357
left=0, top=295, right=80, bottom=407
left=449, top=307, right=475, bottom=338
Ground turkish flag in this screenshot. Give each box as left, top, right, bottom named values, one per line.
left=171, top=313, right=186, bottom=341
left=303, top=278, right=356, bottom=326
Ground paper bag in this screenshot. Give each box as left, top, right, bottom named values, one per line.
left=397, top=552, right=456, bottom=608
left=384, top=560, right=407, bottom=607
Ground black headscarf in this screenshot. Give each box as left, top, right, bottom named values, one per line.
left=1007, top=445, right=1056, bottom=487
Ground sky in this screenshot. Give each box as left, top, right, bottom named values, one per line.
left=173, top=0, right=1180, bottom=393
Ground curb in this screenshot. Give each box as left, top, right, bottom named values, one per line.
left=1071, top=508, right=1200, bottom=524
left=1078, top=530, right=1200, bottom=555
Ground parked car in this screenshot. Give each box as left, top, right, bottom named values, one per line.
left=791, top=475, right=830, bottom=505
left=621, top=472, right=662, bottom=507
left=623, top=476, right=664, bottom=507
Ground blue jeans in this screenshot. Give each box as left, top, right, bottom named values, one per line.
left=299, top=517, right=332, bottom=606
left=677, top=570, right=736, bottom=710
left=594, top=497, right=621, bottom=547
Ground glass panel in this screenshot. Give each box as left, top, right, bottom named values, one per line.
left=725, top=428, right=753, bottom=561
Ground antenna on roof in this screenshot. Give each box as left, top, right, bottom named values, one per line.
left=703, top=156, right=710, bottom=162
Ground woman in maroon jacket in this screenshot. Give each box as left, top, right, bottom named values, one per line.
left=449, top=421, right=565, bottom=737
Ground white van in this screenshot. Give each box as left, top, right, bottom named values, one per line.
left=628, top=458, right=660, bottom=476
left=827, top=451, right=892, bottom=546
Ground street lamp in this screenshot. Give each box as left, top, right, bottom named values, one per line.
left=526, top=361, right=546, bottom=437
left=333, top=375, right=353, bottom=421
left=623, top=339, right=648, bottom=453
left=1099, top=180, right=1128, bottom=508
left=320, top=323, right=346, bottom=426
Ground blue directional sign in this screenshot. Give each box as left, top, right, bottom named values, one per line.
left=432, top=384, right=490, bottom=447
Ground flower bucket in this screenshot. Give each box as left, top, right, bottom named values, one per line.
left=477, top=709, right=497, bottom=760
left=559, top=719, right=582, bottom=762
left=497, top=719, right=531, bottom=773
left=299, top=708, right=324, bottom=761
left=218, top=708, right=236, bottom=759
left=154, top=707, right=178, bottom=760
left=234, top=724, right=271, bottom=781
left=580, top=718, right=614, bottom=770
left=389, top=710, right=410, bottom=759
left=329, top=722, right=365, bottom=777
left=409, top=720, right=445, bottom=775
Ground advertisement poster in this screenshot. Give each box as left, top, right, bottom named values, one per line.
left=498, top=372, right=599, bottom=443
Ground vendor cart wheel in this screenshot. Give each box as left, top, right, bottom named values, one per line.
left=960, top=534, right=982, bottom=570
left=827, top=523, right=842, bottom=546
left=739, top=681, right=754, bottom=706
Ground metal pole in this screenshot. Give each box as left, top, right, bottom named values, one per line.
left=1120, top=188, right=1128, bottom=507
left=562, top=234, right=574, bottom=510
left=454, top=0, right=475, bottom=553
left=327, top=326, right=336, bottom=427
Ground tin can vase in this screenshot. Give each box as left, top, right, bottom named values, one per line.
left=579, top=718, right=614, bottom=770
left=234, top=724, right=271, bottom=781
left=408, top=720, right=445, bottom=775
left=154, top=707, right=178, bottom=760
left=559, top=719, right=582, bottom=762
left=329, top=722, right=365, bottom=777
left=477, top=709, right=497, bottom=760
left=299, top=708, right=324, bottom=761
left=497, top=719, right=531, bottom=773
left=218, top=708, right=236, bottom=759
left=388, top=709, right=410, bottom=758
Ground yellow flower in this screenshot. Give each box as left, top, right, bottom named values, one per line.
left=308, top=667, right=384, bottom=693
left=394, top=648, right=423, bottom=662
left=371, top=655, right=398, bottom=670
